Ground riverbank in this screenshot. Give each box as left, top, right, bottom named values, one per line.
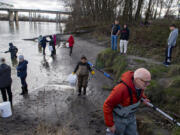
left=0, top=23, right=179, bottom=134
left=66, top=20, right=180, bottom=64
left=95, top=48, right=180, bottom=135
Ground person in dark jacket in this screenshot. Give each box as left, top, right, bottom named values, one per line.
left=0, top=58, right=13, bottom=106
left=40, top=37, right=49, bottom=55
left=119, top=24, right=130, bottom=54
left=111, top=20, right=120, bottom=51
left=16, top=55, right=28, bottom=95
left=73, top=56, right=95, bottom=96
left=49, top=36, right=56, bottom=56
left=5, top=43, right=18, bottom=59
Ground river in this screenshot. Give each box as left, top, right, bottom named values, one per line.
left=0, top=21, right=65, bottom=104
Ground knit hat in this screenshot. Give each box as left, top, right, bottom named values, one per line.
left=19, top=55, right=24, bottom=61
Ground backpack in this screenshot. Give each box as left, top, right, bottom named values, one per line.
left=112, top=24, right=119, bottom=35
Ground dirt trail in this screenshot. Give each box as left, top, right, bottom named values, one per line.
left=127, top=55, right=162, bottom=65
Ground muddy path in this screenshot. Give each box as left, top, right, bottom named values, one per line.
left=0, top=36, right=111, bottom=135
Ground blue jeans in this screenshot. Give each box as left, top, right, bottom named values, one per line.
left=165, top=46, right=174, bottom=64
left=20, top=76, right=27, bottom=87
left=111, top=35, right=118, bottom=51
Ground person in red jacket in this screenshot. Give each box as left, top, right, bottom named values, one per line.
left=67, top=35, right=75, bottom=56
left=103, top=68, right=151, bottom=135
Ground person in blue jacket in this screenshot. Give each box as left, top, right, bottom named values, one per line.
left=40, top=37, right=49, bottom=55
left=16, top=55, right=28, bottom=95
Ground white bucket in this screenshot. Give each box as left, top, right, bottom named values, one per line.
left=0, top=101, right=12, bottom=118
left=66, top=43, right=69, bottom=48
left=48, top=45, right=53, bottom=52
left=67, top=74, right=77, bottom=86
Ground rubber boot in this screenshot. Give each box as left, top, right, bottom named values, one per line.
left=9, top=99, right=13, bottom=110
left=20, top=87, right=25, bottom=95
left=24, top=85, right=28, bottom=95
left=83, top=87, right=86, bottom=95
left=78, top=87, right=82, bottom=96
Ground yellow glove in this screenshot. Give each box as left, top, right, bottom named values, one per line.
left=91, top=71, right=95, bottom=75
left=72, top=72, right=75, bottom=75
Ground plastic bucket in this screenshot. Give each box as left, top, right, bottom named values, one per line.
left=67, top=74, right=77, bottom=86
left=0, top=101, right=12, bottom=118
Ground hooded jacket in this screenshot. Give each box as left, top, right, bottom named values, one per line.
left=17, top=60, right=28, bottom=78
left=103, top=71, right=147, bottom=127
left=0, top=64, right=12, bottom=88
left=120, top=28, right=130, bottom=40
left=68, top=35, right=74, bottom=47
left=168, top=28, right=179, bottom=47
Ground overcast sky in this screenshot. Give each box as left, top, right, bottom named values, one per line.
left=0, top=0, right=66, bottom=11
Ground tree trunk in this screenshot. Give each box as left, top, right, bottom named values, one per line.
left=158, top=0, right=164, bottom=18
left=164, top=0, right=174, bottom=17
left=123, top=0, right=130, bottom=21
left=135, top=0, right=144, bottom=21
left=145, top=0, right=152, bottom=24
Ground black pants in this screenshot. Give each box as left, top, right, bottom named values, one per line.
left=69, top=47, right=73, bottom=56
left=20, top=76, right=27, bottom=87
left=53, top=46, right=56, bottom=55
left=165, top=46, right=174, bottom=64
left=43, top=47, right=46, bottom=55
left=0, top=86, right=12, bottom=104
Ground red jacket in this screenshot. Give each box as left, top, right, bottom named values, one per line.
left=68, top=35, right=74, bottom=47
left=103, top=71, right=147, bottom=127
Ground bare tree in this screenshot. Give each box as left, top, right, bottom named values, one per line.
left=135, top=0, right=144, bottom=21
left=145, top=0, right=152, bottom=23
left=158, top=0, right=164, bottom=18
left=164, top=0, right=174, bottom=17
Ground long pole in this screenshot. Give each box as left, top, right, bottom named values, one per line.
left=88, top=61, right=180, bottom=127
left=141, top=99, right=180, bottom=126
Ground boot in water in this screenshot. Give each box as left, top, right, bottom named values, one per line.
left=83, top=87, right=86, bottom=95
left=78, top=86, right=82, bottom=96
left=20, top=87, right=25, bottom=95
left=24, top=85, right=28, bottom=95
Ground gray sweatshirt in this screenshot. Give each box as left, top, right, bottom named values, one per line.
left=168, top=28, right=179, bottom=47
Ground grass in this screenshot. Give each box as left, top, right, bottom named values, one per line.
left=96, top=47, right=180, bottom=135
left=134, top=59, right=146, bottom=64
left=172, top=127, right=180, bottom=135
left=96, top=48, right=128, bottom=80
left=148, top=65, right=169, bottom=79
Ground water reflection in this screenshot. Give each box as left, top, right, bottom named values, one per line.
left=9, top=21, right=15, bottom=33
left=9, top=21, right=20, bottom=33
left=15, top=21, right=19, bottom=31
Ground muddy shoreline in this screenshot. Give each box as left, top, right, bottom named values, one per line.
left=0, top=35, right=111, bottom=135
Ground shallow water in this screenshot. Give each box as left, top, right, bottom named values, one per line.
left=0, top=21, right=66, bottom=104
